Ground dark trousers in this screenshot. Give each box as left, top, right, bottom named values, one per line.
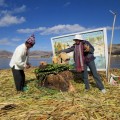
left=83, top=60, right=104, bottom=90
left=12, top=67, right=25, bottom=91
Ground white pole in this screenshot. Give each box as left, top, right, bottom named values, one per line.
left=107, top=10, right=116, bottom=82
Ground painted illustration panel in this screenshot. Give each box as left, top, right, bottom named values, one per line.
left=51, top=28, right=108, bottom=71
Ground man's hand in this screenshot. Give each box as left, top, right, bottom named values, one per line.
left=55, top=51, right=61, bottom=54
left=84, top=44, right=90, bottom=52
left=25, top=63, right=31, bottom=69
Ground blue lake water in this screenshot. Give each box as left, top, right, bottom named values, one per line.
left=0, top=56, right=120, bottom=69
left=0, top=57, right=52, bottom=69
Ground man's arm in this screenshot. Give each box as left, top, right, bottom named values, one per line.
left=57, top=45, right=74, bottom=54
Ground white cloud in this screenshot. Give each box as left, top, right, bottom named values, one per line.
left=40, top=24, right=87, bottom=35
left=64, top=2, right=71, bottom=7
left=0, top=38, right=16, bottom=46
left=12, top=5, right=26, bottom=14
left=106, top=26, right=120, bottom=30
left=0, top=14, right=25, bottom=27
left=17, top=27, right=46, bottom=33
left=17, top=24, right=87, bottom=35
left=0, top=5, right=26, bottom=27
left=11, top=38, right=21, bottom=42
left=1, top=5, right=26, bottom=15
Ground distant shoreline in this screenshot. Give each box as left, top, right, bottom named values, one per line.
left=0, top=56, right=52, bottom=58
left=0, top=54, right=120, bottom=58
left=0, top=55, right=120, bottom=69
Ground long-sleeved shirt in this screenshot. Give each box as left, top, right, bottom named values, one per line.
left=59, top=40, right=95, bottom=63
left=9, top=43, right=29, bottom=70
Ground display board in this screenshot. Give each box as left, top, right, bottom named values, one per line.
left=51, top=28, right=108, bottom=71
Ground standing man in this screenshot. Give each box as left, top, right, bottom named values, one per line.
left=9, top=34, right=35, bottom=92
left=57, top=34, right=106, bottom=93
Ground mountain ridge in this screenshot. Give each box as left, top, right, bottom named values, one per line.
left=0, top=50, right=53, bottom=58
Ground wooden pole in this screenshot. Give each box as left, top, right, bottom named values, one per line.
left=107, top=10, right=116, bottom=82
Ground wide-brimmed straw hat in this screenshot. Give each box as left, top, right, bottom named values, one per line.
left=73, top=34, right=84, bottom=41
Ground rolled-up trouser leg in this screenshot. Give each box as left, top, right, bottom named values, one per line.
left=20, top=70, right=25, bottom=89
left=12, top=68, right=25, bottom=91
left=88, top=60, right=104, bottom=90
left=83, top=64, right=90, bottom=89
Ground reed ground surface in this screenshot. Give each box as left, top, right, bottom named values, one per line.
left=0, top=67, right=120, bottom=120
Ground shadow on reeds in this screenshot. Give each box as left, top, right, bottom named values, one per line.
left=72, top=71, right=100, bottom=89
left=71, top=70, right=84, bottom=83
left=25, top=79, right=35, bottom=84
left=90, top=81, right=98, bottom=88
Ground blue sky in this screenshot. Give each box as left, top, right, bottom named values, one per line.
left=0, top=0, right=120, bottom=52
